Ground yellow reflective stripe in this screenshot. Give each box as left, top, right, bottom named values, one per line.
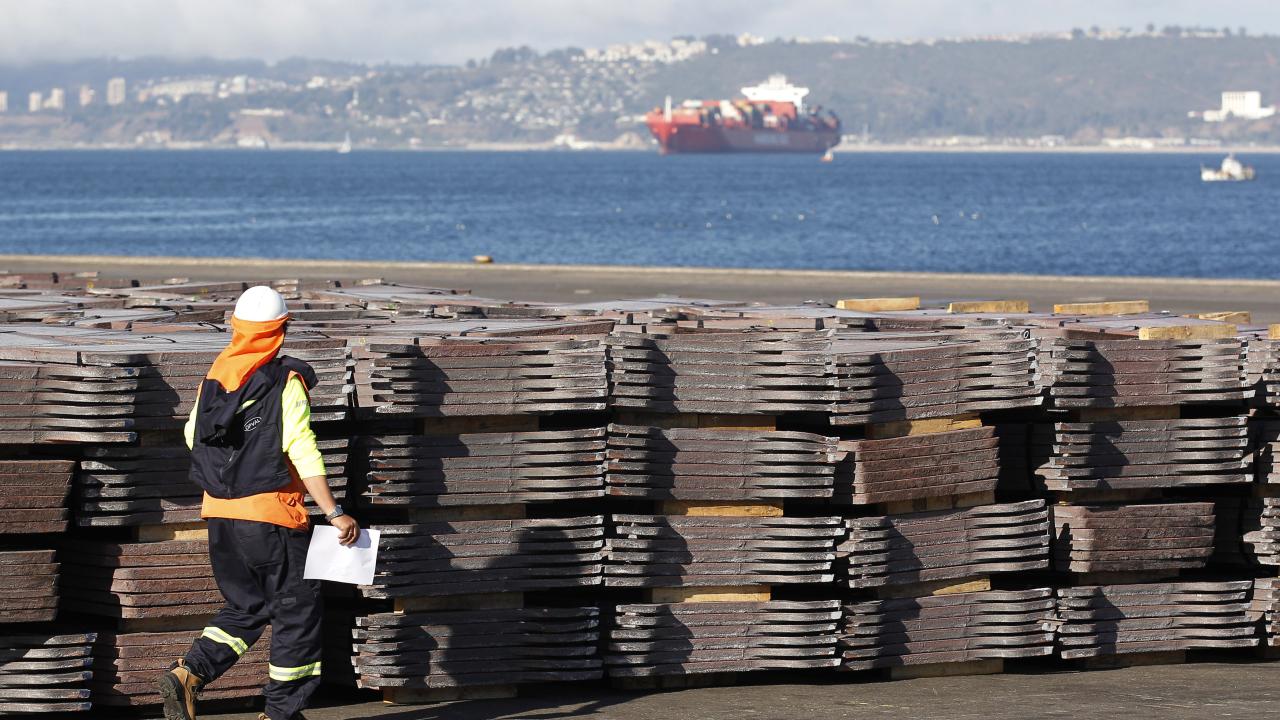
left=268, top=661, right=322, bottom=682
left=200, top=627, right=248, bottom=656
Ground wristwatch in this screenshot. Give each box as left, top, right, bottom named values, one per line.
left=325, top=505, right=346, bottom=522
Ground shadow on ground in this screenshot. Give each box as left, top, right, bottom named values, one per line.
left=200, top=661, right=1280, bottom=720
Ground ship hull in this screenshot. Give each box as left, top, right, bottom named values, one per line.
left=647, top=119, right=840, bottom=155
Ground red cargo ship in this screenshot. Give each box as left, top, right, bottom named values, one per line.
left=646, top=75, right=841, bottom=154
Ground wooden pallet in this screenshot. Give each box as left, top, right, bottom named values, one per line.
left=1050, top=487, right=1170, bottom=505
left=114, top=614, right=216, bottom=634
left=613, top=671, right=744, bottom=691
left=871, top=577, right=992, bottom=600
left=612, top=411, right=776, bottom=431
left=877, top=490, right=996, bottom=516
left=1069, top=569, right=1184, bottom=586
left=888, top=658, right=1004, bottom=680
left=419, top=414, right=541, bottom=435
left=865, top=413, right=983, bottom=441
left=383, top=685, right=519, bottom=705
left=1068, top=405, right=1181, bottom=422
left=133, top=521, right=208, bottom=542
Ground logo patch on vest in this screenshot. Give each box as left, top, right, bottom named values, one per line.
left=244, top=416, right=263, bottom=433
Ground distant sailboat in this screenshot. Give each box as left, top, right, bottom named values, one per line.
left=820, top=149, right=834, bottom=163
left=338, top=132, right=352, bottom=154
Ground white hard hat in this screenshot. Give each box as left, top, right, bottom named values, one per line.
left=232, top=286, right=289, bottom=322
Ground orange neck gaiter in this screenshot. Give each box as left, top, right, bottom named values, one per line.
left=207, top=316, right=288, bottom=391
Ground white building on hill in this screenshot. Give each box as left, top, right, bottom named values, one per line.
left=1196, top=91, right=1277, bottom=122
left=106, top=77, right=127, bottom=106
left=44, top=88, right=65, bottom=111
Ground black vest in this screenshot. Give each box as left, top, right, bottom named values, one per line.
left=189, top=356, right=317, bottom=499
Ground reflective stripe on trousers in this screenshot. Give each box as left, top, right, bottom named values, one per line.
left=200, top=626, right=249, bottom=656
left=268, top=661, right=323, bottom=683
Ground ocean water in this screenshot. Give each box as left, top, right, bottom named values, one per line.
left=0, top=150, right=1276, bottom=278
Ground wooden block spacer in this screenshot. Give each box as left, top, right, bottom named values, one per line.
left=835, top=297, right=920, bottom=312
left=866, top=414, right=982, bottom=440
left=946, top=300, right=1029, bottom=314
left=1053, top=300, right=1149, bottom=315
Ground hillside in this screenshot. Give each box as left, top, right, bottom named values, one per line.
left=650, top=36, right=1280, bottom=140
left=3, top=34, right=1280, bottom=147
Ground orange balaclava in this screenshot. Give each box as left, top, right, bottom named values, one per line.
left=206, top=316, right=288, bottom=391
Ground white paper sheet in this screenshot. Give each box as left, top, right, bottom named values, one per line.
left=304, top=526, right=380, bottom=585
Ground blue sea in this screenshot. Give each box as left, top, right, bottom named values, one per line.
left=0, top=150, right=1276, bottom=278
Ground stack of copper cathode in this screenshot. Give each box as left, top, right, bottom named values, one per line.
left=363, top=517, right=607, bottom=598
left=354, top=337, right=608, bottom=417
left=59, top=540, right=222, bottom=620
left=604, top=331, right=835, bottom=415
left=1037, top=337, right=1249, bottom=408
left=0, top=334, right=91, bottom=715
left=1055, top=582, right=1257, bottom=658
left=839, top=589, right=1057, bottom=670
left=604, top=424, right=837, bottom=500
left=1033, top=418, right=1251, bottom=491
left=0, top=459, right=73, bottom=533
left=89, top=629, right=275, bottom=707
left=354, top=608, right=603, bottom=690
left=835, top=427, right=1000, bottom=504
left=1250, top=578, right=1279, bottom=648
left=0, top=633, right=96, bottom=714
left=840, top=500, right=1051, bottom=589
left=0, top=549, right=60, bottom=622
left=360, top=428, right=606, bottom=507
left=828, top=333, right=1039, bottom=425
left=1051, top=503, right=1217, bottom=574
left=604, top=601, right=841, bottom=676
left=604, top=515, right=843, bottom=589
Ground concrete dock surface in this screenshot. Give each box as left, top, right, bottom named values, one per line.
left=4, top=254, right=1280, bottom=322
left=199, top=662, right=1279, bottom=720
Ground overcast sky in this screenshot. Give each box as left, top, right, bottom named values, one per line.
left=2, top=0, right=1278, bottom=65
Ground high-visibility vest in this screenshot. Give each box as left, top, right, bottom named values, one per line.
left=190, top=356, right=317, bottom=499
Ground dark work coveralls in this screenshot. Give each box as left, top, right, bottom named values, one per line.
left=181, top=358, right=324, bottom=720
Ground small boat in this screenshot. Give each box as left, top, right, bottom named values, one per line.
left=337, top=132, right=352, bottom=154
left=1201, top=153, right=1254, bottom=182
left=820, top=149, right=834, bottom=163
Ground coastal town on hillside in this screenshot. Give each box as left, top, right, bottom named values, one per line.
left=1, top=26, right=1278, bottom=150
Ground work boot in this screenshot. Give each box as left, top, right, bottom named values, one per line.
left=158, top=659, right=204, bottom=720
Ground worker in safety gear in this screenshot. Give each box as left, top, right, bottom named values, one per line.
left=159, top=286, right=359, bottom=720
